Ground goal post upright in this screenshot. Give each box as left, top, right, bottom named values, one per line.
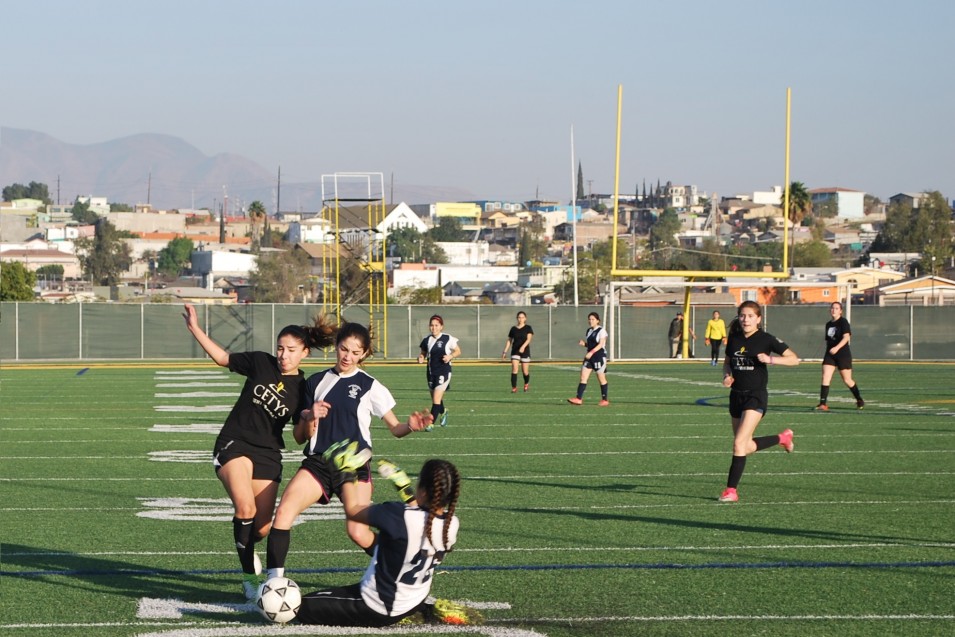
left=603, top=87, right=815, bottom=360
left=320, top=172, right=389, bottom=357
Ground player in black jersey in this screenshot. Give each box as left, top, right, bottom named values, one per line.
left=183, top=303, right=319, bottom=599
left=718, top=301, right=800, bottom=503
left=816, top=301, right=865, bottom=410
left=418, top=315, right=461, bottom=427
left=502, top=311, right=534, bottom=392
left=295, top=457, right=479, bottom=627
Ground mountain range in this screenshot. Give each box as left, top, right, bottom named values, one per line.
left=0, top=127, right=473, bottom=211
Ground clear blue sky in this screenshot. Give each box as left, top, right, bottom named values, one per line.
left=5, top=0, right=953, bottom=203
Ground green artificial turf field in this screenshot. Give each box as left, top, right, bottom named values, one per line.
left=1, top=360, right=953, bottom=636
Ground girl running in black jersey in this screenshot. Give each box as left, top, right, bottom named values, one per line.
left=418, top=315, right=461, bottom=427
left=182, top=303, right=317, bottom=599
left=816, top=301, right=865, bottom=410
left=294, top=458, right=478, bottom=626
left=568, top=312, right=609, bottom=406
left=502, top=311, right=534, bottom=393
left=719, top=301, right=800, bottom=503
left=265, top=317, right=433, bottom=579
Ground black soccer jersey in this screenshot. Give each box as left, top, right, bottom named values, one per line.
left=219, top=351, right=304, bottom=449
left=507, top=324, right=534, bottom=357
left=725, top=330, right=789, bottom=393
left=825, top=317, right=851, bottom=351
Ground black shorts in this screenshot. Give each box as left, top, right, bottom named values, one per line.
left=583, top=354, right=607, bottom=373
left=427, top=370, right=452, bottom=391
left=212, top=437, right=283, bottom=482
left=510, top=352, right=531, bottom=363
left=299, top=453, right=372, bottom=504
left=297, top=583, right=417, bottom=627
left=729, top=389, right=768, bottom=419
left=823, top=349, right=853, bottom=370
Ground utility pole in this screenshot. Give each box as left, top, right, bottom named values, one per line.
left=276, top=166, right=281, bottom=216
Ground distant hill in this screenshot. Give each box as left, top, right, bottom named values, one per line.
left=0, top=127, right=472, bottom=211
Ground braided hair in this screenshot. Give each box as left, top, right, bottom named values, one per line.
left=419, top=458, right=461, bottom=552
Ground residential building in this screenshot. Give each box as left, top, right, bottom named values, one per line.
left=888, top=192, right=929, bottom=209
left=0, top=241, right=83, bottom=278
left=809, top=188, right=865, bottom=219
left=752, top=186, right=783, bottom=206
left=868, top=275, right=955, bottom=306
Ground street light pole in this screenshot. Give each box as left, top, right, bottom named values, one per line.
left=931, top=255, right=936, bottom=305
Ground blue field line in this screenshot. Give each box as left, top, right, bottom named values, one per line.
left=5, top=559, right=955, bottom=578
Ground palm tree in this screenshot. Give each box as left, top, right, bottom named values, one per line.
left=784, top=182, right=811, bottom=269
left=248, top=200, right=267, bottom=252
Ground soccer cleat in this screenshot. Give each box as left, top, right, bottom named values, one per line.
left=242, top=573, right=264, bottom=600
left=856, top=398, right=865, bottom=410
left=511, top=387, right=518, bottom=393
left=439, top=411, right=449, bottom=427
left=397, top=612, right=425, bottom=626
left=523, top=383, right=529, bottom=392
left=814, top=403, right=829, bottom=412
left=429, top=599, right=484, bottom=626
left=718, top=487, right=739, bottom=502
left=778, top=428, right=794, bottom=453
left=567, top=397, right=583, bottom=405
left=598, top=399, right=610, bottom=407
left=377, top=458, right=416, bottom=504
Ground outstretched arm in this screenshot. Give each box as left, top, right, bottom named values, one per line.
left=182, top=303, right=229, bottom=367
left=382, top=409, right=434, bottom=438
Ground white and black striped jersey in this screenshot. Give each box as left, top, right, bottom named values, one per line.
left=360, top=501, right=459, bottom=616
left=301, top=367, right=396, bottom=457
left=420, top=333, right=459, bottom=382
left=584, top=326, right=608, bottom=354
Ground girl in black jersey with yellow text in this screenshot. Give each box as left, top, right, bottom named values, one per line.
left=418, top=315, right=461, bottom=428
left=719, top=301, right=800, bottom=503
left=182, top=303, right=318, bottom=599
left=502, top=310, right=534, bottom=393
left=568, top=312, right=610, bottom=406
left=265, top=317, right=434, bottom=580
left=294, top=458, right=478, bottom=627
left=816, top=301, right=865, bottom=411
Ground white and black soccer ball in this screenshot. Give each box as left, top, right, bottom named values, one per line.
left=256, top=576, right=302, bottom=624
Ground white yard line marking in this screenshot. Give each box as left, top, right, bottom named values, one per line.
left=5, top=541, right=953, bottom=559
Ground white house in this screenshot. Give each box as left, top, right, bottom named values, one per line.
left=752, top=186, right=783, bottom=206
left=436, top=241, right=490, bottom=266
left=392, top=265, right=441, bottom=291
left=191, top=249, right=258, bottom=288
left=810, top=188, right=865, bottom=219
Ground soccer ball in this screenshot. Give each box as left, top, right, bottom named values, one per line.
left=256, top=576, right=302, bottom=624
